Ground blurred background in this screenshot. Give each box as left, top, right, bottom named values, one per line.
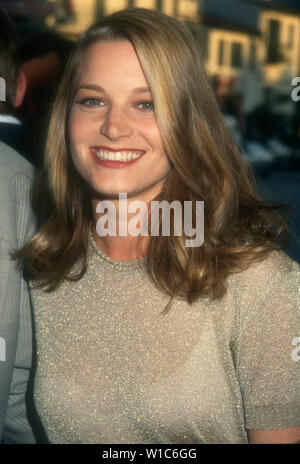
left=0, top=0, right=299, bottom=262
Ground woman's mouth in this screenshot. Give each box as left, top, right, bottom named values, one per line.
left=90, top=147, right=145, bottom=168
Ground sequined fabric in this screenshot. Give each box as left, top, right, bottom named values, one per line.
left=30, top=236, right=300, bottom=443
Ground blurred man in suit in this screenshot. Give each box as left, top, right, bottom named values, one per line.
left=0, top=7, right=38, bottom=443
left=0, top=140, right=36, bottom=443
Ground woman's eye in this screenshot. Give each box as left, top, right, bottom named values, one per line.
left=77, top=97, right=105, bottom=107
left=137, top=101, right=154, bottom=111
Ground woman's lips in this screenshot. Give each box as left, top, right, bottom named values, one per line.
left=89, top=147, right=146, bottom=168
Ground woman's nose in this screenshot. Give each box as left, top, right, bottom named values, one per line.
left=100, top=106, right=133, bottom=140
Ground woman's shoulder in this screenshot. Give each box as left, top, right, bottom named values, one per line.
left=225, top=249, right=299, bottom=335
left=228, top=248, right=299, bottom=297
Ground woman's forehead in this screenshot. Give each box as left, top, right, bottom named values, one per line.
left=80, top=40, right=137, bottom=67
left=75, top=41, right=149, bottom=90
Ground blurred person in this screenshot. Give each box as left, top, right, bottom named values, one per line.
left=16, top=8, right=300, bottom=444
left=18, top=31, right=74, bottom=167
left=271, top=67, right=295, bottom=141
left=0, top=141, right=36, bottom=443
left=0, top=8, right=38, bottom=167
left=55, top=0, right=75, bottom=24
left=236, top=66, right=264, bottom=141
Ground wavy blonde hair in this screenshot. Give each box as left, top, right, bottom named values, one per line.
left=16, top=7, right=291, bottom=313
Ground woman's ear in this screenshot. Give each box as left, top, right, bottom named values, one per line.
left=14, top=69, right=27, bottom=108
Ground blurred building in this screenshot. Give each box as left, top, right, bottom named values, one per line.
left=200, top=0, right=300, bottom=139
left=1, top=0, right=300, bottom=140
left=201, top=2, right=262, bottom=107
left=45, top=0, right=300, bottom=112
left=259, top=1, right=300, bottom=85
left=45, top=0, right=202, bottom=39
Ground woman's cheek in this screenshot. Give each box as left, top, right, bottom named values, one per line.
left=69, top=113, right=87, bottom=143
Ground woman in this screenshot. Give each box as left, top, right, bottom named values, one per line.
left=17, top=8, right=300, bottom=444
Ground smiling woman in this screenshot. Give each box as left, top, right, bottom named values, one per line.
left=68, top=39, right=171, bottom=209
left=14, top=8, right=300, bottom=444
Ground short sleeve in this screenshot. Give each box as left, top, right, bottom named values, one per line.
left=233, top=252, right=300, bottom=430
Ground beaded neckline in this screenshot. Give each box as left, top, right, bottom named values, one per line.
left=89, top=229, right=147, bottom=270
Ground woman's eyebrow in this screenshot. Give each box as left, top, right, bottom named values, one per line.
left=78, top=84, right=105, bottom=92
left=78, top=84, right=151, bottom=94
left=132, top=86, right=151, bottom=94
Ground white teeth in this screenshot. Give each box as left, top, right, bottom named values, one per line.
left=93, top=149, right=143, bottom=162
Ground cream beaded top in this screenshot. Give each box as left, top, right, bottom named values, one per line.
left=30, top=235, right=300, bottom=443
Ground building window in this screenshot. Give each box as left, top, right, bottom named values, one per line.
left=156, top=0, right=163, bottom=11
left=231, top=42, right=243, bottom=68
left=218, top=40, right=225, bottom=66
left=249, top=41, right=256, bottom=70
left=266, top=19, right=281, bottom=63
left=287, top=24, right=294, bottom=48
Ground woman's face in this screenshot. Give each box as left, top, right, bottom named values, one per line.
left=69, top=40, right=172, bottom=203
